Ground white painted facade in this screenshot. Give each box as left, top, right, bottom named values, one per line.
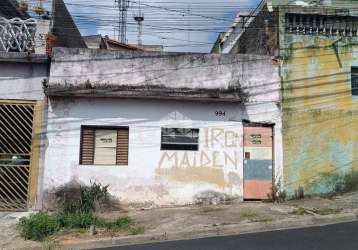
left=42, top=97, right=282, bottom=206
left=41, top=49, right=283, bottom=207
left=0, top=58, right=47, bottom=101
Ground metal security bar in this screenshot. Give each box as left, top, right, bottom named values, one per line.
left=0, top=103, right=34, bottom=211
left=161, top=128, right=199, bottom=151
left=285, top=13, right=358, bottom=37
left=351, top=67, right=358, bottom=96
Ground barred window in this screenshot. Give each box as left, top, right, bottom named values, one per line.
left=80, top=127, right=129, bottom=165
left=352, top=67, right=358, bottom=96
left=285, top=13, right=358, bottom=37
left=161, top=128, right=199, bottom=151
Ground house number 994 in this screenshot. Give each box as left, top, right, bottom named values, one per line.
left=215, top=111, right=226, bottom=116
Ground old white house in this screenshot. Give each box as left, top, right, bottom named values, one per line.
left=42, top=48, right=282, bottom=206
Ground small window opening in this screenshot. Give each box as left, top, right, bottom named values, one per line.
left=351, top=67, right=358, bottom=96
left=161, top=128, right=199, bottom=151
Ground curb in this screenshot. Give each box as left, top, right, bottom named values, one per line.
left=31, top=213, right=356, bottom=250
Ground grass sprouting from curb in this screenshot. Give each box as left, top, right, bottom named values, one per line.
left=312, top=208, right=342, bottom=215
left=290, top=207, right=307, bottom=216
left=101, top=217, right=132, bottom=231
left=240, top=211, right=258, bottom=220
left=128, top=226, right=146, bottom=235
left=240, top=211, right=272, bottom=223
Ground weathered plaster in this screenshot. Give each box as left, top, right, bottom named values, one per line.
left=0, top=53, right=48, bottom=101
left=279, top=6, right=358, bottom=195
left=42, top=97, right=282, bottom=206
left=41, top=49, right=282, bottom=207
left=47, top=48, right=279, bottom=103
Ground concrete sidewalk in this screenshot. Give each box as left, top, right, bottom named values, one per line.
left=0, top=212, right=40, bottom=250
left=2, top=193, right=358, bottom=250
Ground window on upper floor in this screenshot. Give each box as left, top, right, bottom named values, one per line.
left=161, top=128, right=199, bottom=151
left=285, top=13, right=358, bottom=37
left=80, top=126, right=129, bottom=165
left=351, top=67, right=358, bottom=96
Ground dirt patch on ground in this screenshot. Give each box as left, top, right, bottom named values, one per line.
left=122, top=202, right=294, bottom=235
left=2, top=191, right=358, bottom=249
left=0, top=212, right=41, bottom=250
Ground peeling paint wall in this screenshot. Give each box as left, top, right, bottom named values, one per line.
left=42, top=97, right=282, bottom=207
left=279, top=7, right=358, bottom=195
left=47, top=48, right=279, bottom=102
left=157, top=127, right=242, bottom=189
left=42, top=49, right=282, bottom=207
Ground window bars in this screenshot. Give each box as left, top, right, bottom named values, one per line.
left=351, top=67, right=358, bottom=96
left=285, top=13, right=358, bottom=37
left=161, top=128, right=199, bottom=151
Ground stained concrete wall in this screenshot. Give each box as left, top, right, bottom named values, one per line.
left=47, top=48, right=279, bottom=103
left=0, top=53, right=48, bottom=100
left=42, top=49, right=282, bottom=206
left=42, top=97, right=282, bottom=206
left=279, top=6, right=358, bottom=195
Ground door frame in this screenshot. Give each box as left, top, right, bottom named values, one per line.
left=242, top=121, right=275, bottom=200
left=0, top=99, right=43, bottom=211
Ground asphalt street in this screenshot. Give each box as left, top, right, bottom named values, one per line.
left=98, top=222, right=358, bottom=250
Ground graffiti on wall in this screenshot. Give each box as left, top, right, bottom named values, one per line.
left=156, top=128, right=242, bottom=188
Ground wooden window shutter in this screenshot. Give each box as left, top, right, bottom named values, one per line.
left=116, top=128, right=129, bottom=165
left=80, top=127, right=95, bottom=165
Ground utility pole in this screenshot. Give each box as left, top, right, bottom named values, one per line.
left=133, top=0, right=144, bottom=46
left=115, top=0, right=130, bottom=43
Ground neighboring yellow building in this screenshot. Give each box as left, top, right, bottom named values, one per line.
left=280, top=5, right=358, bottom=195
left=213, top=0, right=358, bottom=196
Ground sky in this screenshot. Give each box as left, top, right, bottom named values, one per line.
left=29, top=0, right=261, bottom=52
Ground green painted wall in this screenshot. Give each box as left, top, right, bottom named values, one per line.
left=279, top=6, right=358, bottom=195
